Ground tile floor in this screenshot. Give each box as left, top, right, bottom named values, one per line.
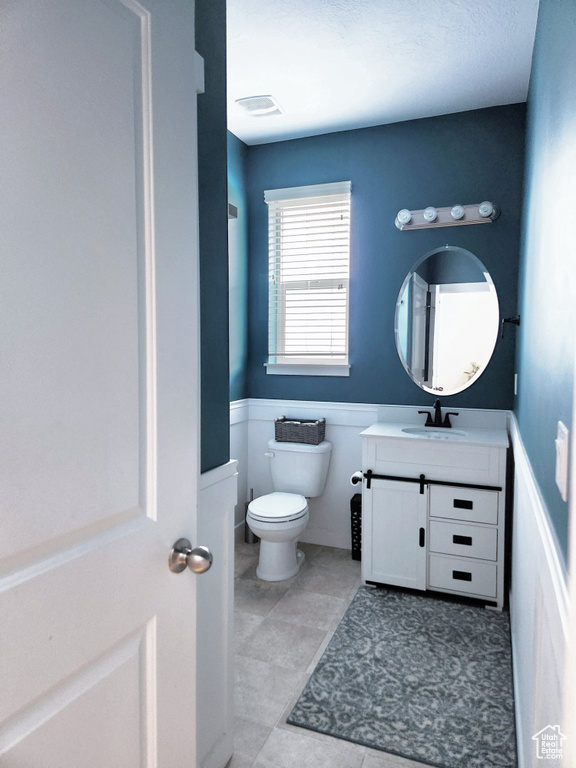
left=230, top=538, right=434, bottom=768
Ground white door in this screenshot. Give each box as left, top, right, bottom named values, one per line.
left=408, top=273, right=430, bottom=385
left=0, top=1, right=212, bottom=765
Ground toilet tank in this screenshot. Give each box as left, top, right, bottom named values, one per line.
left=267, top=439, right=332, bottom=497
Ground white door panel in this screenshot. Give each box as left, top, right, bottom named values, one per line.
left=362, top=480, right=427, bottom=590
left=0, top=0, right=220, bottom=765
left=1, top=0, right=145, bottom=560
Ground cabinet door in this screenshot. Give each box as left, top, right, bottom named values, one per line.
left=362, top=479, right=427, bottom=590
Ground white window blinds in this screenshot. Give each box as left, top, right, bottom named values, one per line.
left=265, top=181, right=351, bottom=367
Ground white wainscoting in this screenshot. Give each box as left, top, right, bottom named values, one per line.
left=230, top=400, right=249, bottom=533
left=230, top=399, right=568, bottom=766
left=197, top=460, right=237, bottom=768
left=230, top=398, right=508, bottom=549
left=230, top=398, right=383, bottom=547
left=509, top=415, right=568, bottom=768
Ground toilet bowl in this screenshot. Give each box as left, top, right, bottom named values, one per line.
left=246, top=439, right=332, bottom=582
left=246, top=492, right=309, bottom=581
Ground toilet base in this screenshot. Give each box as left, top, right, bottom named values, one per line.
left=256, top=542, right=305, bottom=582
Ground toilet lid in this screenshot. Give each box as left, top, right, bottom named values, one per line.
left=248, top=492, right=308, bottom=522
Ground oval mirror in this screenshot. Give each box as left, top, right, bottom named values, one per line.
left=395, top=245, right=499, bottom=396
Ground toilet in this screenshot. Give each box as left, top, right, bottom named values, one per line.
left=246, top=439, right=332, bottom=581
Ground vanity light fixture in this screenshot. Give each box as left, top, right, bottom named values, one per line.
left=395, top=201, right=500, bottom=230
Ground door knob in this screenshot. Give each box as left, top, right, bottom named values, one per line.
left=169, top=538, right=213, bottom=574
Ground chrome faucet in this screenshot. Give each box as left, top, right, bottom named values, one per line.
left=418, top=398, right=459, bottom=428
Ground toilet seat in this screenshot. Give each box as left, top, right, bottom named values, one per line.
left=248, top=492, right=307, bottom=523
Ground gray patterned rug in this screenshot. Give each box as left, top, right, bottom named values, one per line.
left=287, top=586, right=517, bottom=768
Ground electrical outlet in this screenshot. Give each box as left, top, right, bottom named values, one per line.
left=555, top=421, right=569, bottom=502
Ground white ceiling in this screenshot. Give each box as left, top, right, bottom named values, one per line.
left=226, top=0, right=540, bottom=146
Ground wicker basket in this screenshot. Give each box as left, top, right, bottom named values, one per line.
left=274, top=417, right=326, bottom=445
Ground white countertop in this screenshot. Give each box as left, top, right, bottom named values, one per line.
left=360, top=421, right=509, bottom=449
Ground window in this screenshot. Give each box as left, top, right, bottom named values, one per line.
left=264, top=181, right=351, bottom=376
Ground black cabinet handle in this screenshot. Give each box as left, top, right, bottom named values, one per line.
left=453, top=534, right=472, bottom=546
left=419, top=527, right=425, bottom=547
left=452, top=570, right=472, bottom=582
left=453, top=499, right=473, bottom=510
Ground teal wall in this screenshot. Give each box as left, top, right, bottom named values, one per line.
left=240, top=105, right=526, bottom=411
left=200, top=0, right=575, bottom=565
left=228, top=133, right=249, bottom=402
left=515, top=0, right=576, bottom=563
left=196, top=0, right=230, bottom=472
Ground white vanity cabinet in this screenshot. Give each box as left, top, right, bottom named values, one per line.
left=361, top=421, right=508, bottom=610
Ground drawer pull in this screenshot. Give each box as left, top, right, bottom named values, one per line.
left=419, top=527, right=425, bottom=547
left=453, top=534, right=473, bottom=546
left=452, top=570, right=472, bottom=582
left=453, top=499, right=473, bottom=510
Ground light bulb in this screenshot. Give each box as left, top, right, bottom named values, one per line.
left=451, top=205, right=465, bottom=220
left=479, top=201, right=494, bottom=218
left=423, top=206, right=437, bottom=222
left=396, top=209, right=412, bottom=225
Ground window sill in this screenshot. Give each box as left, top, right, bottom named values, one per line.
left=264, top=363, right=351, bottom=377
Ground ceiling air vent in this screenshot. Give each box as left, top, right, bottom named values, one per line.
left=235, top=95, right=283, bottom=117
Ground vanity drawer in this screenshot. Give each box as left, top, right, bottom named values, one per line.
left=429, top=485, right=498, bottom=524
left=429, top=520, right=497, bottom=561
left=428, top=554, right=497, bottom=598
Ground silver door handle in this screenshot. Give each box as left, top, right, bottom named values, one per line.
left=169, top=538, right=213, bottom=574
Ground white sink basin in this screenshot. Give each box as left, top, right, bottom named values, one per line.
left=401, top=427, right=468, bottom=439
left=361, top=421, right=508, bottom=448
